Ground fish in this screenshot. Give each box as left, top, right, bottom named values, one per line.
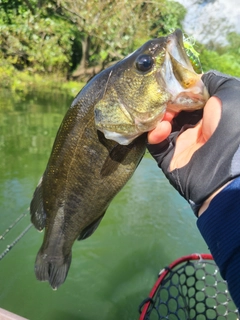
left=30, top=29, right=209, bottom=290
left=94, top=29, right=208, bottom=145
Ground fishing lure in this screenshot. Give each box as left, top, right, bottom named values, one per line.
left=183, top=37, right=202, bottom=74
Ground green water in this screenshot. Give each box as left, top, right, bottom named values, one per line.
left=0, top=88, right=208, bottom=320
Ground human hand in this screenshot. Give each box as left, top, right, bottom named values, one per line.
left=147, top=71, right=240, bottom=216
left=148, top=96, right=221, bottom=170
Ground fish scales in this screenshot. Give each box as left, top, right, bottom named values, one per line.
left=31, top=67, right=146, bottom=289
left=30, top=29, right=209, bottom=289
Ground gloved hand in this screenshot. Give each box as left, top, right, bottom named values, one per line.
left=147, top=71, right=240, bottom=216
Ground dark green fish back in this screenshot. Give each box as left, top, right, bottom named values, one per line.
left=30, top=67, right=146, bottom=289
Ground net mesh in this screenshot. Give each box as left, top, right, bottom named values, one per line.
left=140, top=258, right=239, bottom=320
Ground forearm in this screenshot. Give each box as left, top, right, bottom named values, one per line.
left=197, top=177, right=240, bottom=310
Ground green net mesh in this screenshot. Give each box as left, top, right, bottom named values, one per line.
left=139, top=258, right=239, bottom=320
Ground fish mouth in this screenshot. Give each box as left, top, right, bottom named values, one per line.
left=167, top=29, right=193, bottom=72
left=163, top=29, right=209, bottom=112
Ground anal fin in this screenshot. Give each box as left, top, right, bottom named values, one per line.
left=78, top=212, right=106, bottom=240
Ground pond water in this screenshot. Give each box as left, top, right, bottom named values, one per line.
left=0, top=88, right=208, bottom=320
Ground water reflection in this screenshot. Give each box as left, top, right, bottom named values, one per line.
left=0, top=88, right=208, bottom=320
left=0, top=89, right=71, bottom=243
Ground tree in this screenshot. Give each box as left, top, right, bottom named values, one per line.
left=0, top=0, right=186, bottom=79
left=0, top=0, right=75, bottom=74
left=55, top=0, right=186, bottom=78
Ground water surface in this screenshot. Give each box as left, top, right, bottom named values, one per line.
left=0, top=88, right=208, bottom=320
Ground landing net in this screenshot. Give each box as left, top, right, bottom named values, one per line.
left=139, top=253, right=239, bottom=320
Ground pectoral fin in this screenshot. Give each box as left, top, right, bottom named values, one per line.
left=97, top=131, right=132, bottom=177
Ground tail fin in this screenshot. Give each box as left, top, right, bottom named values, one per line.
left=35, top=250, right=72, bottom=290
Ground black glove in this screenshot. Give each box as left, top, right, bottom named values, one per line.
left=147, top=71, right=240, bottom=216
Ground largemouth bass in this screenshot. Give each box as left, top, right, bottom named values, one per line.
left=30, top=29, right=208, bottom=289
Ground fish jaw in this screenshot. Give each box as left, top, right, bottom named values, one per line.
left=163, top=29, right=209, bottom=111
left=101, top=111, right=164, bottom=145
left=95, top=93, right=166, bottom=145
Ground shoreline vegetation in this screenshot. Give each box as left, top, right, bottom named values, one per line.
left=1, top=0, right=240, bottom=100
left=0, top=62, right=83, bottom=98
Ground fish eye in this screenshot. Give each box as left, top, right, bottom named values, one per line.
left=135, top=54, right=154, bottom=72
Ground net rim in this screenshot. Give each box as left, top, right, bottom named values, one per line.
left=139, top=253, right=213, bottom=320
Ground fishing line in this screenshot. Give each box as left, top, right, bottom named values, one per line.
left=0, top=223, right=33, bottom=261
left=0, top=211, right=28, bottom=240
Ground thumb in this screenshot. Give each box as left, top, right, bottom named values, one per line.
left=148, top=120, right=172, bottom=144
left=148, top=111, right=176, bottom=144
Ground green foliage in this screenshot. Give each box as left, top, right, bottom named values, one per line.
left=200, top=49, right=240, bottom=77
left=0, top=0, right=187, bottom=78
left=155, top=1, right=186, bottom=37
left=0, top=58, right=16, bottom=88
left=226, top=32, right=240, bottom=56
left=1, top=0, right=240, bottom=86
left=197, top=31, right=240, bottom=77
left=132, top=0, right=186, bottom=49
left=0, top=60, right=81, bottom=104
left=0, top=1, right=76, bottom=74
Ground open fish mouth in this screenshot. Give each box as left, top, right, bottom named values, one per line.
left=167, top=29, right=194, bottom=72
left=163, top=29, right=208, bottom=112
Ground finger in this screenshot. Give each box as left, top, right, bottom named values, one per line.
left=202, top=96, right=222, bottom=142
left=169, top=97, right=222, bottom=170
left=162, top=110, right=177, bottom=122
left=148, top=120, right=172, bottom=144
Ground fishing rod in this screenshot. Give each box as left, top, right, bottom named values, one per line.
left=0, top=223, right=33, bottom=261
left=0, top=210, right=33, bottom=261
left=0, top=211, right=29, bottom=240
